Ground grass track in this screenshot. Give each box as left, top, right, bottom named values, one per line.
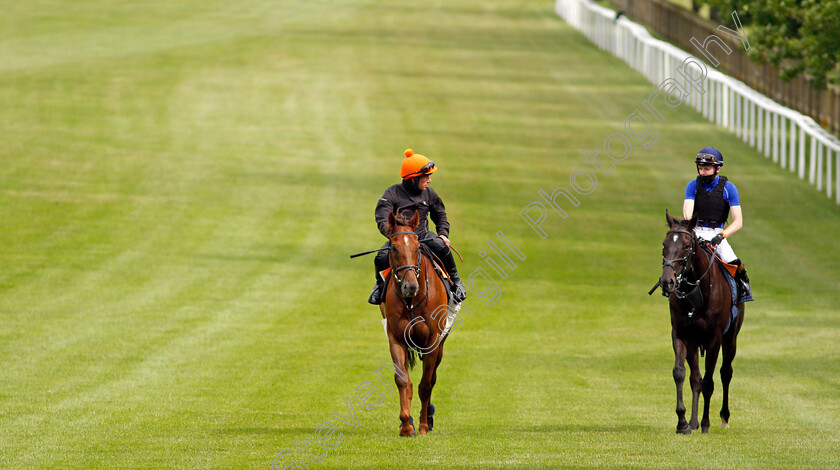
left=1, top=1, right=838, bottom=468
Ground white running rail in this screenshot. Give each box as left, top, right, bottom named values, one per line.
left=556, top=0, right=840, bottom=204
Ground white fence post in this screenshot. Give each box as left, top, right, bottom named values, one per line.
left=764, top=109, right=772, bottom=158
left=757, top=108, right=764, bottom=154
left=799, top=127, right=807, bottom=179
left=780, top=117, right=787, bottom=170
left=747, top=99, right=754, bottom=145
left=810, top=137, right=818, bottom=185
left=817, top=141, right=824, bottom=191
left=772, top=113, right=780, bottom=163
left=789, top=119, right=797, bottom=173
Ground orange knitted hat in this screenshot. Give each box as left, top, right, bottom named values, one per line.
left=400, top=149, right=437, bottom=179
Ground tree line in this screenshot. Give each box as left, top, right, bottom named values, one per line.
left=692, top=0, right=839, bottom=89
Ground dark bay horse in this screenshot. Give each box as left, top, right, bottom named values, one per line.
left=380, top=211, right=450, bottom=436
left=659, top=210, right=745, bottom=434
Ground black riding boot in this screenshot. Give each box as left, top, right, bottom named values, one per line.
left=440, top=249, right=467, bottom=303
left=732, top=259, right=752, bottom=299
left=368, top=276, right=384, bottom=305
left=369, top=242, right=390, bottom=305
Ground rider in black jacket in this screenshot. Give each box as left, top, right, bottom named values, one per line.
left=368, top=149, right=467, bottom=305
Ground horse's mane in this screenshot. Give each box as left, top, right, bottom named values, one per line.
left=387, top=210, right=417, bottom=235
left=394, top=212, right=413, bottom=226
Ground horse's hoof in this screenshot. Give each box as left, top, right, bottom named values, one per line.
left=676, top=425, right=692, bottom=435
left=721, top=419, right=730, bottom=429
left=701, top=426, right=709, bottom=434
left=689, top=420, right=699, bottom=430
left=398, top=417, right=416, bottom=437
left=398, top=416, right=415, bottom=429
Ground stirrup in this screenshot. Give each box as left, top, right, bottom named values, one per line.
left=739, top=279, right=752, bottom=296
left=451, top=279, right=466, bottom=303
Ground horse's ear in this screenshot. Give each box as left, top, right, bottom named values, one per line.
left=665, top=209, right=675, bottom=227
left=387, top=212, right=397, bottom=235
left=688, top=213, right=698, bottom=230
left=409, top=210, right=420, bottom=229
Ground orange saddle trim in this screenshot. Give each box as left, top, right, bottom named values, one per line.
left=715, top=256, right=739, bottom=277
left=704, top=245, right=740, bottom=277
left=432, top=260, right=450, bottom=280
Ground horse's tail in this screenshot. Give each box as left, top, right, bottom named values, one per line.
left=405, top=348, right=417, bottom=371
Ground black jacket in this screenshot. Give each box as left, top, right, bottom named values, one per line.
left=375, top=181, right=449, bottom=239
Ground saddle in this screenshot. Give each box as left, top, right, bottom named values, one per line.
left=701, top=245, right=753, bottom=334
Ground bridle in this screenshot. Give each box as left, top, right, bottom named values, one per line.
left=389, top=231, right=422, bottom=285
left=662, top=228, right=716, bottom=316
left=388, top=230, right=429, bottom=314
left=662, top=229, right=697, bottom=287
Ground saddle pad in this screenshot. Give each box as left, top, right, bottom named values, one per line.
left=429, top=259, right=452, bottom=303
left=702, top=246, right=753, bottom=335
left=432, top=260, right=449, bottom=280
left=717, top=259, right=738, bottom=278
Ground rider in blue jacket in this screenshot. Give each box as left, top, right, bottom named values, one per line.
left=682, top=146, right=751, bottom=297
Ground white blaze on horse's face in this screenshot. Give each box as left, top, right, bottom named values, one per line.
left=673, top=234, right=679, bottom=243
left=404, top=236, right=409, bottom=246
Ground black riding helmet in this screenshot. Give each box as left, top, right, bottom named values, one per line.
left=695, top=146, right=723, bottom=184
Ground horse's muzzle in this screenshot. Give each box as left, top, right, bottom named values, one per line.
left=401, top=281, right=419, bottom=299
left=660, top=273, right=676, bottom=296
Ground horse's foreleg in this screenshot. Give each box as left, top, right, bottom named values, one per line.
left=417, top=350, right=440, bottom=435
left=701, top=338, right=722, bottom=434
left=387, top=335, right=414, bottom=437
left=672, top=333, right=691, bottom=434
left=687, top=345, right=702, bottom=431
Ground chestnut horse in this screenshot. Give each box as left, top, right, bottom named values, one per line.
left=659, top=210, right=745, bottom=434
left=380, top=211, right=450, bottom=436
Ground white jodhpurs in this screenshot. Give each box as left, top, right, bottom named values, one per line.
left=694, top=226, right=737, bottom=263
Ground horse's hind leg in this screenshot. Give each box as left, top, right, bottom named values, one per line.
left=720, top=309, right=742, bottom=428
left=701, top=338, right=722, bottom=434
left=417, top=349, right=441, bottom=435
left=719, top=339, right=734, bottom=428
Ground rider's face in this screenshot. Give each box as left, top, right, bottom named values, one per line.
left=697, top=165, right=717, bottom=176
left=418, top=174, right=432, bottom=190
